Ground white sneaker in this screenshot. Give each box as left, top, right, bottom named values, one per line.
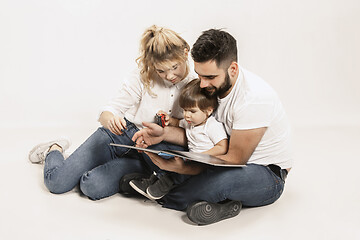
left=28, top=138, right=71, bottom=164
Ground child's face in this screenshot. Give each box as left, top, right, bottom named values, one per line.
left=154, top=60, right=187, bottom=84
left=183, top=106, right=213, bottom=126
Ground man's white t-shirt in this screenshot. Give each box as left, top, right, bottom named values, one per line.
left=214, top=67, right=293, bottom=169
left=179, top=116, right=227, bottom=153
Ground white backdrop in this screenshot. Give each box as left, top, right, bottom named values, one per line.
left=1, top=0, right=359, bottom=129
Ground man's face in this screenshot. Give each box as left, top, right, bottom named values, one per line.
left=194, top=60, right=232, bottom=97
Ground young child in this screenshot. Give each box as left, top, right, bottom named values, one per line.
left=130, top=78, right=228, bottom=200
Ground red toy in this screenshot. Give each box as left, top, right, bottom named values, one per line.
left=155, top=114, right=166, bottom=127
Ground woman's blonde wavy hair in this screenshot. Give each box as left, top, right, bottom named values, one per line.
left=136, top=25, right=190, bottom=96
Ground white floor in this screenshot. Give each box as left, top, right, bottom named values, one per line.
left=0, top=125, right=359, bottom=240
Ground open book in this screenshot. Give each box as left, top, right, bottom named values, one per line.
left=110, top=143, right=245, bottom=167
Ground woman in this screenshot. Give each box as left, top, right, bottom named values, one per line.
left=28, top=25, right=194, bottom=200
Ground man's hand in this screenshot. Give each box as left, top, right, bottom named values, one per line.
left=144, top=152, right=205, bottom=175
left=132, top=122, right=165, bottom=147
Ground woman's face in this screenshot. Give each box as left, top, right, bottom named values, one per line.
left=154, top=60, right=187, bottom=84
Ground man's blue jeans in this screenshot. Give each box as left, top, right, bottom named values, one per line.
left=160, top=164, right=285, bottom=210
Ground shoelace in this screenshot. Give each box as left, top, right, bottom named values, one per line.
left=36, top=146, right=52, bottom=163
left=36, top=151, right=45, bottom=163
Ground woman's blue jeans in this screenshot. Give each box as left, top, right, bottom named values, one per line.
left=44, top=121, right=285, bottom=210
left=44, top=120, right=183, bottom=200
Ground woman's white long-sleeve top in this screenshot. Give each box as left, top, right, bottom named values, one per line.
left=100, top=69, right=195, bottom=129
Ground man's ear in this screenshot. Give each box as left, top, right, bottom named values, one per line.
left=228, top=61, right=239, bottom=78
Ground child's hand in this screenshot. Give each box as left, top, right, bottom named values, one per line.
left=156, top=110, right=170, bottom=126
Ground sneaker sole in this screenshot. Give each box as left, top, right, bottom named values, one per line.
left=146, top=188, right=164, bottom=200
left=129, top=181, right=153, bottom=200
left=187, top=200, right=242, bottom=225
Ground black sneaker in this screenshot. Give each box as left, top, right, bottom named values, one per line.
left=119, top=173, right=148, bottom=195
left=129, top=173, right=158, bottom=199
left=186, top=200, right=242, bottom=225
left=146, top=174, right=175, bottom=200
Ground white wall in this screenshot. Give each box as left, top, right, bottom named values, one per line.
left=1, top=0, right=359, bottom=128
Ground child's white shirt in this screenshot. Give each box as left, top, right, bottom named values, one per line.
left=179, top=116, right=227, bottom=153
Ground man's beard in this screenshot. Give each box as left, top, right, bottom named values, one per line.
left=202, top=72, right=232, bottom=98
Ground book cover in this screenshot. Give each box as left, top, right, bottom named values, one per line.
left=110, top=143, right=245, bottom=167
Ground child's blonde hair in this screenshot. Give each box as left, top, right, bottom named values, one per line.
left=136, top=25, right=190, bottom=96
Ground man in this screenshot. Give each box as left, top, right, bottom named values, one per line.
left=131, top=29, right=293, bottom=225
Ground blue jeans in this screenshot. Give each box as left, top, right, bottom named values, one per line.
left=44, top=121, right=284, bottom=210
left=43, top=119, right=184, bottom=200
left=160, top=164, right=285, bottom=210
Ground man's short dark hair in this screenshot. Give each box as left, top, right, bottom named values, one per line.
left=191, top=29, right=237, bottom=68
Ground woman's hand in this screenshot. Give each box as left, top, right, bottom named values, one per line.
left=99, top=111, right=127, bottom=135
left=108, top=115, right=127, bottom=135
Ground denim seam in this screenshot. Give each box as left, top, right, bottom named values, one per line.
left=99, top=127, right=119, bottom=160
left=259, top=180, right=284, bottom=205
left=100, top=121, right=140, bottom=158
left=256, top=167, right=284, bottom=205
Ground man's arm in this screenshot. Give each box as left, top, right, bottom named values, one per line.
left=217, top=127, right=267, bottom=165
left=132, top=122, right=205, bottom=175
left=163, top=125, right=187, bottom=146
left=132, top=122, right=187, bottom=147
